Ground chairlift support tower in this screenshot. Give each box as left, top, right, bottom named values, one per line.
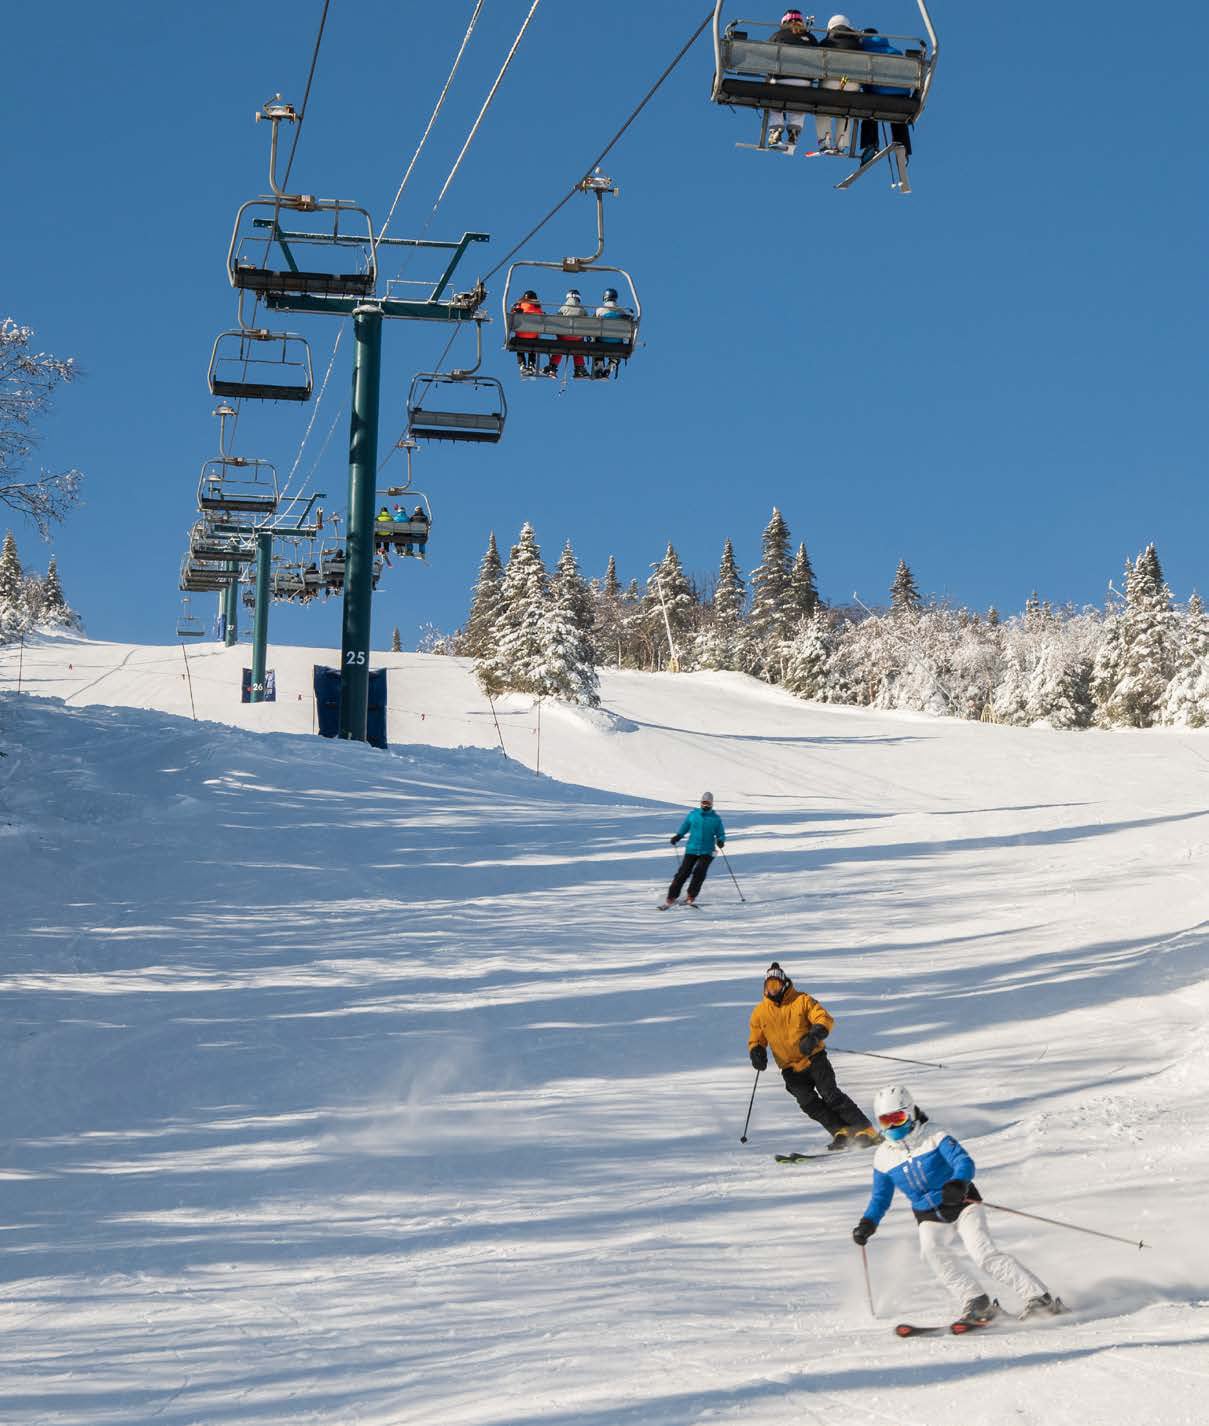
left=224, top=96, right=490, bottom=739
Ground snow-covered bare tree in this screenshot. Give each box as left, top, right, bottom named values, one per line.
left=1, top=319, right=85, bottom=536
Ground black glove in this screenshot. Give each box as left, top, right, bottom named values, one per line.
left=798, top=1026, right=827, bottom=1056
left=749, top=1045, right=768, bottom=1071
left=852, top=1218, right=877, bottom=1246
left=670, top=836, right=680, bottom=846
left=937, top=1180, right=968, bottom=1222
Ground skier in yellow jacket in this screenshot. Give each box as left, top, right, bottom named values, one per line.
left=748, top=961, right=880, bottom=1152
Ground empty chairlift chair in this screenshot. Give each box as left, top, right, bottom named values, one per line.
left=196, top=456, right=280, bottom=518
left=226, top=98, right=377, bottom=301
left=406, top=371, right=506, bottom=444
left=175, top=598, right=206, bottom=640
left=208, top=328, right=314, bottom=402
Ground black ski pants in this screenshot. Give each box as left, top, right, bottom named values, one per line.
left=668, top=852, right=712, bottom=902
left=781, top=1052, right=871, bottom=1137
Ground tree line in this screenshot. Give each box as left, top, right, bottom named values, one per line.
left=450, top=509, right=1207, bottom=730
left=0, top=530, right=79, bottom=642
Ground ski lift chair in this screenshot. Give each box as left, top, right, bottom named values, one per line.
left=188, top=520, right=256, bottom=564
left=208, top=329, right=314, bottom=402
left=501, top=172, right=641, bottom=381
left=710, top=3, right=938, bottom=191
left=376, top=491, right=433, bottom=559
left=319, top=543, right=346, bottom=593
left=406, top=321, right=507, bottom=443
left=406, top=373, right=506, bottom=443
left=226, top=97, right=377, bottom=300
left=196, top=456, right=280, bottom=517
left=503, top=265, right=640, bottom=375
left=175, top=598, right=206, bottom=639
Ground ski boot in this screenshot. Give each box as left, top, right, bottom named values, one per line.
left=1020, top=1293, right=1066, bottom=1319
left=958, top=1294, right=999, bottom=1324
left=825, top=1128, right=852, bottom=1152
left=851, top=1126, right=883, bottom=1149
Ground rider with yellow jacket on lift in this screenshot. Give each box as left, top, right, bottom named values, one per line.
left=748, top=962, right=881, bottom=1153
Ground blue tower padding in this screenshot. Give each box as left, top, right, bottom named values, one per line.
left=313, top=665, right=387, bottom=748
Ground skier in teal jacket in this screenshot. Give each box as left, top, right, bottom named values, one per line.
left=660, top=792, right=726, bottom=908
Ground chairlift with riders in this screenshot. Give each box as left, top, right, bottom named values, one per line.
left=502, top=172, right=641, bottom=383
left=710, top=4, right=938, bottom=192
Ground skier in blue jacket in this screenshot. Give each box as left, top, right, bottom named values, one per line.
left=852, top=1085, right=1061, bottom=1322
left=660, top=792, right=725, bottom=908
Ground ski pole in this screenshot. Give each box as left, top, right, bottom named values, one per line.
left=720, top=851, right=746, bottom=903
left=739, top=1069, right=760, bottom=1143
left=860, top=1243, right=875, bottom=1318
left=978, top=1200, right=1147, bottom=1250
left=830, top=1048, right=947, bottom=1070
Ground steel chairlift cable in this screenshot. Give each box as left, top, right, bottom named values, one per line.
left=377, top=0, right=487, bottom=246
left=433, top=0, right=543, bottom=211
left=483, top=8, right=713, bottom=284
left=226, top=0, right=333, bottom=455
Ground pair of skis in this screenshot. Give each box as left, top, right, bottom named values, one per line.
left=656, top=899, right=701, bottom=911
left=896, top=1298, right=1067, bottom=1338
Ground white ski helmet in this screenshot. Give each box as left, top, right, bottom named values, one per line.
left=873, top=1084, right=916, bottom=1139
left=827, top=13, right=854, bottom=29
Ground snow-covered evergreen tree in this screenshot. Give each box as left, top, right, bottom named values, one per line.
left=0, top=530, right=22, bottom=639
left=464, top=532, right=505, bottom=659
left=643, top=543, right=696, bottom=670
left=889, top=559, right=920, bottom=614
left=782, top=612, right=831, bottom=699
left=748, top=509, right=794, bottom=666
left=1160, top=592, right=1209, bottom=727
left=694, top=538, right=748, bottom=671
left=476, top=523, right=548, bottom=697
left=541, top=541, right=600, bottom=706
left=790, top=542, right=819, bottom=619
left=390, top=625, right=402, bottom=653
left=592, top=555, right=627, bottom=668
left=1092, top=545, right=1175, bottom=727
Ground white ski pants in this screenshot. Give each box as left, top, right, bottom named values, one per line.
left=918, top=1204, right=1048, bottom=1309
left=768, top=78, right=810, bottom=131
left=815, top=79, right=857, bottom=152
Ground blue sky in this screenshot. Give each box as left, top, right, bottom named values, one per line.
left=3, top=2, right=1205, bottom=648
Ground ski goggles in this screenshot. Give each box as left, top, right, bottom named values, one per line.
left=877, top=1109, right=911, bottom=1128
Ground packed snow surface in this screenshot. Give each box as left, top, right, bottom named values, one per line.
left=3, top=636, right=1209, bottom=1426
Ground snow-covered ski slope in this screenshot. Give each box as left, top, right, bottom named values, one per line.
left=3, top=635, right=1209, bottom=1426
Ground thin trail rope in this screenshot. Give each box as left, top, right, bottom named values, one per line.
left=378, top=0, right=486, bottom=244
left=483, top=9, right=712, bottom=283
left=434, top=1, right=544, bottom=211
